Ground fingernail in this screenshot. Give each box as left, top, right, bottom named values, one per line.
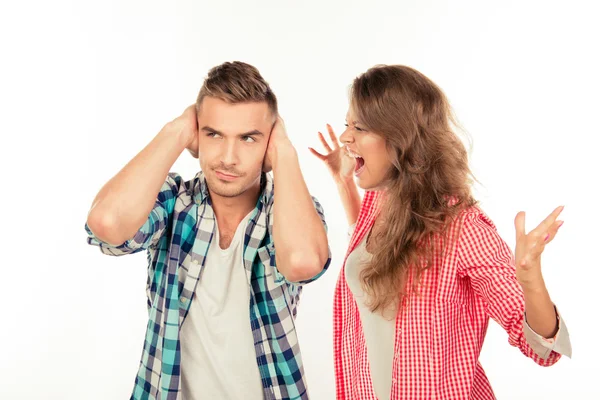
left=558, top=221, right=564, bottom=229
left=544, top=233, right=550, bottom=241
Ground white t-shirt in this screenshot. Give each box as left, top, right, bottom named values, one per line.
left=345, top=234, right=395, bottom=400
left=180, top=213, right=264, bottom=400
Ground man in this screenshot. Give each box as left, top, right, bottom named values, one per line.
left=85, top=61, right=331, bottom=400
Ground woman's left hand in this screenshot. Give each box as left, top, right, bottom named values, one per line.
left=514, top=206, right=564, bottom=289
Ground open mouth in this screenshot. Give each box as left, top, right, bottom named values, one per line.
left=346, top=148, right=365, bottom=176
left=354, top=157, right=365, bottom=175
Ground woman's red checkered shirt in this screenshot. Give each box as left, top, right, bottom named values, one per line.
left=333, top=191, right=562, bottom=399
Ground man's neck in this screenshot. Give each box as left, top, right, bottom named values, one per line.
left=209, top=181, right=262, bottom=229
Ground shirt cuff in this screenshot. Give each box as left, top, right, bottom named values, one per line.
left=523, top=306, right=572, bottom=359
left=85, top=222, right=140, bottom=255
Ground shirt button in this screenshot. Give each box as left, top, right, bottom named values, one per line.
left=193, top=260, right=199, bottom=265
left=181, top=298, right=188, bottom=303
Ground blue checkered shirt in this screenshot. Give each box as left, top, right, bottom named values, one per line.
left=85, top=171, right=331, bottom=399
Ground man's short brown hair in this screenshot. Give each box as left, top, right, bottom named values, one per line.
left=196, top=61, right=278, bottom=117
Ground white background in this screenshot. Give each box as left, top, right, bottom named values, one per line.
left=1, top=0, right=599, bottom=399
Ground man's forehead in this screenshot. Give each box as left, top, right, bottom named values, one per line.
left=199, top=98, right=272, bottom=121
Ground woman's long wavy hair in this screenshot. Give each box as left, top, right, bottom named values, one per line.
left=352, top=65, right=477, bottom=314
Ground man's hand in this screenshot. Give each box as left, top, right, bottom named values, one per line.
left=169, top=104, right=199, bottom=158
left=263, top=116, right=294, bottom=172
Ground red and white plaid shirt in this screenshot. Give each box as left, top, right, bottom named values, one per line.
left=333, top=191, right=562, bottom=400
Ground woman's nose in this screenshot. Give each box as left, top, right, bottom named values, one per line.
left=339, top=127, right=354, bottom=144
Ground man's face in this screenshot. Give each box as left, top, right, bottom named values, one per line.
left=196, top=96, right=273, bottom=198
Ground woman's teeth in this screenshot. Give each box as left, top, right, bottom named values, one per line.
left=345, top=147, right=365, bottom=176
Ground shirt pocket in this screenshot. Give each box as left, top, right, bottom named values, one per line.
left=434, top=277, right=470, bottom=306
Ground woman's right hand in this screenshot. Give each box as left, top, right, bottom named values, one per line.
left=309, top=124, right=356, bottom=184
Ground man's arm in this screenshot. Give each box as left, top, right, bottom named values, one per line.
left=268, top=118, right=330, bottom=283
left=86, top=105, right=198, bottom=245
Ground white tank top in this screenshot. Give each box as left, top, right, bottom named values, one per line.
left=345, top=233, right=396, bottom=400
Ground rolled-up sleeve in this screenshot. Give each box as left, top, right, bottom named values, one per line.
left=457, top=210, right=564, bottom=366
left=523, top=307, right=572, bottom=359
left=85, top=173, right=184, bottom=256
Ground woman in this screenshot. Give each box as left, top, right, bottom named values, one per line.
left=310, top=65, right=571, bottom=400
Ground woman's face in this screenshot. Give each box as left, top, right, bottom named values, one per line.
left=339, top=106, right=394, bottom=190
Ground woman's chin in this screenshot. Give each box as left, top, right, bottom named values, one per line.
left=356, top=175, right=389, bottom=191
left=356, top=177, right=376, bottom=191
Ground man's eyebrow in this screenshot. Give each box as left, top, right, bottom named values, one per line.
left=238, top=129, right=264, bottom=137
left=201, top=127, right=265, bottom=137
left=201, top=126, right=221, bottom=135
